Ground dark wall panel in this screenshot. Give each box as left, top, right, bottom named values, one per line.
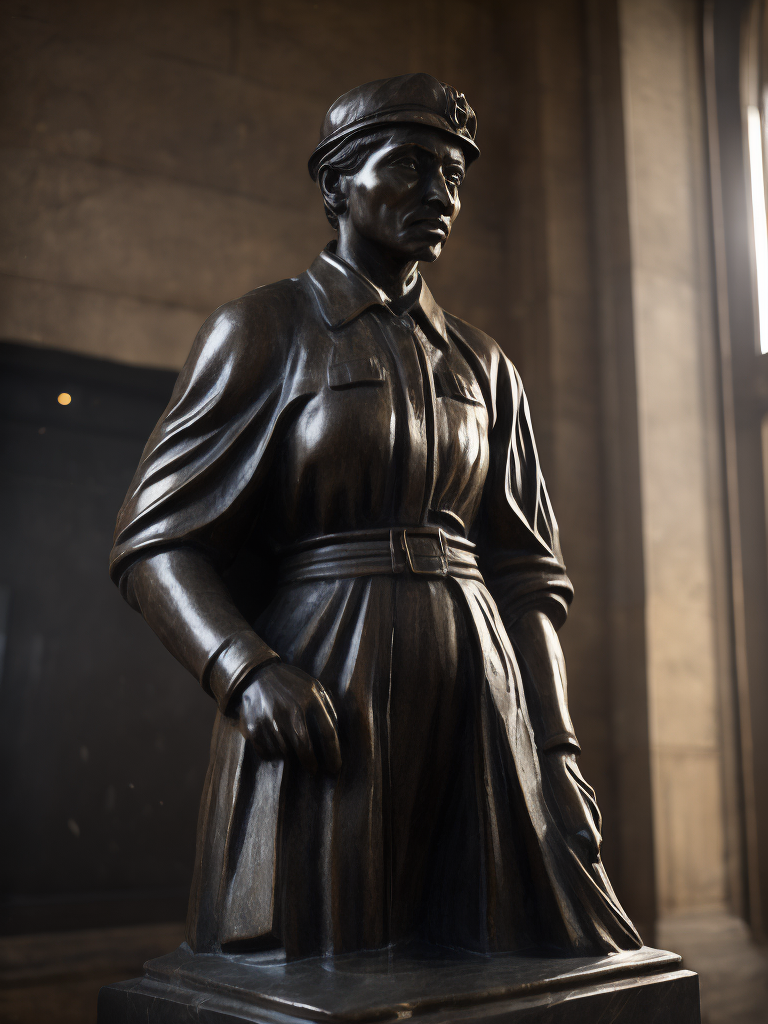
left=0, top=341, right=213, bottom=934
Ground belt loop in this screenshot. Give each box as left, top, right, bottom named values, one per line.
left=390, top=529, right=406, bottom=573
left=437, top=528, right=448, bottom=575
left=439, top=528, right=448, bottom=574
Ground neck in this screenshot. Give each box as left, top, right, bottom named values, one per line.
left=336, top=230, right=418, bottom=302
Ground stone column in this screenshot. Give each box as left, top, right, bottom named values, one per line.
left=616, top=0, right=768, bottom=1018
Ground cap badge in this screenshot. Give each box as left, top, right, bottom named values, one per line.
left=445, top=87, right=477, bottom=140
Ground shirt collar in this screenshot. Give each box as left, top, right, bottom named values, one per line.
left=307, top=246, right=448, bottom=343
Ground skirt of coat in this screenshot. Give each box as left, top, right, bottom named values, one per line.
left=185, top=572, right=642, bottom=959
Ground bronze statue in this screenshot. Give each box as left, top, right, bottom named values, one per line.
left=110, top=74, right=642, bottom=960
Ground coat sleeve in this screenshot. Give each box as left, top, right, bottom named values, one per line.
left=475, top=351, right=578, bottom=751
left=476, top=350, right=574, bottom=630
left=109, top=288, right=304, bottom=711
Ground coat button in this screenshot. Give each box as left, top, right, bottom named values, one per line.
left=399, top=314, right=414, bottom=330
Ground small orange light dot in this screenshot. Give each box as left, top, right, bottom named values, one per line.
left=57, top=392, right=72, bottom=406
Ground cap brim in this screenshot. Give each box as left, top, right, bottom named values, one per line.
left=308, top=110, right=480, bottom=180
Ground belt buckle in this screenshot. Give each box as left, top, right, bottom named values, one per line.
left=402, top=529, right=448, bottom=576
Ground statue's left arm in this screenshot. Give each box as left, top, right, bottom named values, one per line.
left=476, top=351, right=602, bottom=859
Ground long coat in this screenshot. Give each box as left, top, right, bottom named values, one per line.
left=110, top=248, right=641, bottom=959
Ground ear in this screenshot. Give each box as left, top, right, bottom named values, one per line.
left=318, top=166, right=348, bottom=222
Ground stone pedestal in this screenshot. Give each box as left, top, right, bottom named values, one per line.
left=98, top=942, right=700, bottom=1023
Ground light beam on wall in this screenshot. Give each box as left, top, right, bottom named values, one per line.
left=747, top=105, right=768, bottom=354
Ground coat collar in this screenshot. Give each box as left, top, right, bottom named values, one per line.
left=307, top=246, right=448, bottom=343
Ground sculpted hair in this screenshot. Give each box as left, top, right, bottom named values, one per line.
left=315, top=128, right=395, bottom=230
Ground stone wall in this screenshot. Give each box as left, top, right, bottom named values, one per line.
left=0, top=0, right=511, bottom=369
left=620, top=0, right=729, bottom=919
left=617, top=0, right=768, bottom=1018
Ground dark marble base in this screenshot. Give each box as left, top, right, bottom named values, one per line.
left=98, top=942, right=700, bottom=1024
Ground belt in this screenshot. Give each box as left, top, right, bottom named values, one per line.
left=278, top=527, right=483, bottom=583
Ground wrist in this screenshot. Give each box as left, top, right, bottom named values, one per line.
left=239, top=658, right=279, bottom=693
left=232, top=655, right=282, bottom=709
left=203, top=629, right=280, bottom=714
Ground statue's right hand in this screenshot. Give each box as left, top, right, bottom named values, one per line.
left=235, top=662, right=342, bottom=775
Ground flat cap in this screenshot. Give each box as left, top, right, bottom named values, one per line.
left=308, top=73, right=479, bottom=180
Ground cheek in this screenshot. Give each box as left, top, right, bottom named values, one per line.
left=350, top=187, right=405, bottom=237
left=350, top=172, right=416, bottom=218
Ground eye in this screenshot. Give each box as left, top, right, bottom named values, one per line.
left=443, top=162, right=464, bottom=186
left=395, top=155, right=418, bottom=171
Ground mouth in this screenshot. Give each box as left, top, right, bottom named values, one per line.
left=409, top=218, right=449, bottom=239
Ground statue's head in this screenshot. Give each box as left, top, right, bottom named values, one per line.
left=309, top=74, right=479, bottom=264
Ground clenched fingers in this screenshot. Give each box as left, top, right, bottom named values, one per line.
left=289, top=708, right=319, bottom=773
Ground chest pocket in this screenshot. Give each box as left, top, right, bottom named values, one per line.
left=435, top=369, right=484, bottom=406
left=328, top=355, right=386, bottom=390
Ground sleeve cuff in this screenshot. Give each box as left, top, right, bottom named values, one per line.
left=481, top=558, right=573, bottom=633
left=540, top=732, right=581, bottom=754
left=202, top=630, right=280, bottom=713
left=505, top=593, right=570, bottom=631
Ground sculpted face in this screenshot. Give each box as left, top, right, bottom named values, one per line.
left=339, top=126, right=466, bottom=263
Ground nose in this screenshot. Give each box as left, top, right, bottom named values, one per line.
left=424, top=169, right=454, bottom=212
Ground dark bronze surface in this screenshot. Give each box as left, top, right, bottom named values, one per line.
left=99, top=943, right=699, bottom=1024
left=107, top=74, right=661, bottom=988
left=307, top=73, right=480, bottom=179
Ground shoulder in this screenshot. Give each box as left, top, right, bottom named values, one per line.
left=200, top=277, right=307, bottom=350
left=442, top=310, right=523, bottom=418
left=232, top=275, right=309, bottom=320
left=188, top=277, right=309, bottom=374
left=443, top=309, right=498, bottom=356
left=169, top=277, right=310, bottom=414
left=442, top=309, right=507, bottom=378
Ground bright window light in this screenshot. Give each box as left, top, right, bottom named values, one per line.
left=747, top=105, right=768, bottom=354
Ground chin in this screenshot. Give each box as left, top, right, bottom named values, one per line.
left=411, top=242, right=443, bottom=263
